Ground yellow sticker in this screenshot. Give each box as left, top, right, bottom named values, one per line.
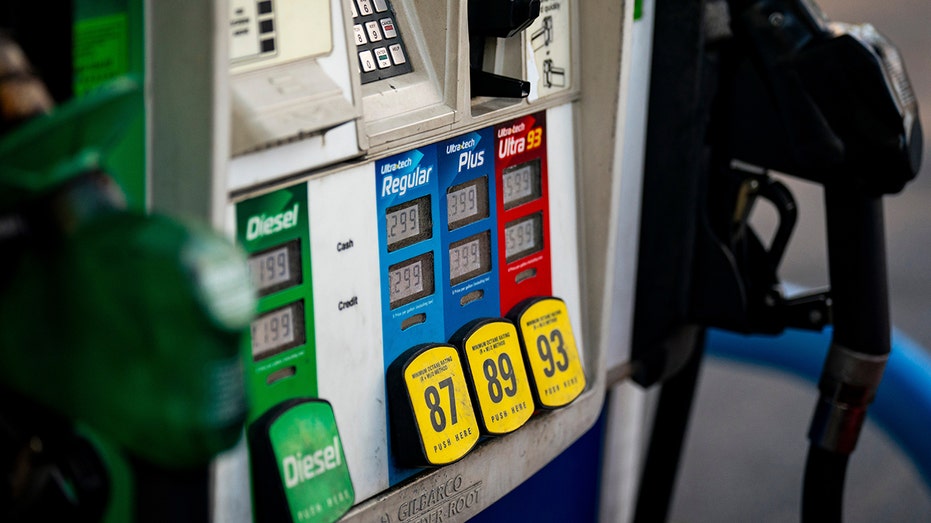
left=461, top=321, right=535, bottom=435
left=516, top=298, right=586, bottom=408
left=404, top=346, right=479, bottom=465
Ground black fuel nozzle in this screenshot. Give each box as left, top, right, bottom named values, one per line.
left=716, top=0, right=922, bottom=520
left=726, top=0, right=922, bottom=192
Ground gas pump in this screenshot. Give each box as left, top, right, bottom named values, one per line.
left=205, top=0, right=645, bottom=521
left=629, top=0, right=922, bottom=521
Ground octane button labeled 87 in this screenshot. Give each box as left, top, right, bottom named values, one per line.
left=509, top=297, right=586, bottom=409
left=387, top=344, right=480, bottom=467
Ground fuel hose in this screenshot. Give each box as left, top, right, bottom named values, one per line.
left=803, top=187, right=890, bottom=522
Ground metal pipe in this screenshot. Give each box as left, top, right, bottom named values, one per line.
left=802, top=187, right=890, bottom=521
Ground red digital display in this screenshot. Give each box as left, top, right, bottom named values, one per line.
left=494, top=111, right=551, bottom=314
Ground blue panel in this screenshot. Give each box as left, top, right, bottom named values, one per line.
left=437, top=128, right=501, bottom=338
left=377, top=147, right=444, bottom=363
left=377, top=146, right=443, bottom=484
left=471, top=408, right=606, bottom=522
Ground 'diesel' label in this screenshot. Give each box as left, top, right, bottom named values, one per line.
left=262, top=400, right=354, bottom=523
left=456, top=319, right=534, bottom=435
left=511, top=297, right=585, bottom=408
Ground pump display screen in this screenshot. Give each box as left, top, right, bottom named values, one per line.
left=248, top=240, right=302, bottom=296
left=447, top=177, right=489, bottom=230
left=449, top=231, right=492, bottom=286
left=386, top=196, right=432, bottom=251
left=505, top=212, right=544, bottom=263
left=251, top=301, right=306, bottom=361
left=502, top=159, right=542, bottom=210
left=388, top=253, right=434, bottom=308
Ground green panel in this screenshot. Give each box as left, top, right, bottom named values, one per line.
left=74, top=13, right=129, bottom=96
left=236, top=183, right=318, bottom=422
left=73, top=0, right=146, bottom=208
left=269, top=402, right=354, bottom=522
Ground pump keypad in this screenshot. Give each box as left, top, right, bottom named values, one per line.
left=351, top=0, right=413, bottom=83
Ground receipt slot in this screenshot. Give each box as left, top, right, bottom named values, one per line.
left=192, top=0, right=647, bottom=520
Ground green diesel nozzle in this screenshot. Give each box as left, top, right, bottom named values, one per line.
left=0, top=76, right=256, bottom=469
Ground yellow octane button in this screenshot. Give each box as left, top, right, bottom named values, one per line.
left=509, top=297, right=586, bottom=408
left=452, top=319, right=534, bottom=435
left=387, top=344, right=480, bottom=466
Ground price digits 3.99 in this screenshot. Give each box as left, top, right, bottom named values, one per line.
left=424, top=377, right=458, bottom=432
left=483, top=353, right=518, bottom=403
left=536, top=328, right=569, bottom=378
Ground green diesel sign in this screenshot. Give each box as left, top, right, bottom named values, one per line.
left=269, top=401, right=354, bottom=522
left=236, top=183, right=317, bottom=423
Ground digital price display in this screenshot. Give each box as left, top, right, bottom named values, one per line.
left=251, top=301, right=306, bottom=362
left=388, top=253, right=435, bottom=309
left=501, top=159, right=541, bottom=210
left=504, top=212, right=544, bottom=263
left=386, top=196, right=432, bottom=252
left=509, top=297, right=586, bottom=409
left=449, top=231, right=492, bottom=286
left=446, top=177, right=489, bottom=230
left=387, top=344, right=480, bottom=466
left=452, top=320, right=534, bottom=435
left=248, top=240, right=302, bottom=297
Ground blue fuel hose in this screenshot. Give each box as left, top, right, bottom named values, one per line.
left=706, top=326, right=931, bottom=488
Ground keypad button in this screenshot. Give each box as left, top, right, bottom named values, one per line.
left=379, top=18, right=398, bottom=39
left=357, top=0, right=374, bottom=15
left=373, top=0, right=389, bottom=12
left=350, top=0, right=358, bottom=18
left=374, top=47, right=392, bottom=69
left=388, top=43, right=407, bottom=65
left=364, top=21, right=382, bottom=42
left=359, top=50, right=377, bottom=72
left=353, top=24, right=367, bottom=46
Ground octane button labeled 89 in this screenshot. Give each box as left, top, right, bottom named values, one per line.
left=387, top=344, right=480, bottom=467
left=451, top=319, right=534, bottom=435
left=509, top=297, right=586, bottom=409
